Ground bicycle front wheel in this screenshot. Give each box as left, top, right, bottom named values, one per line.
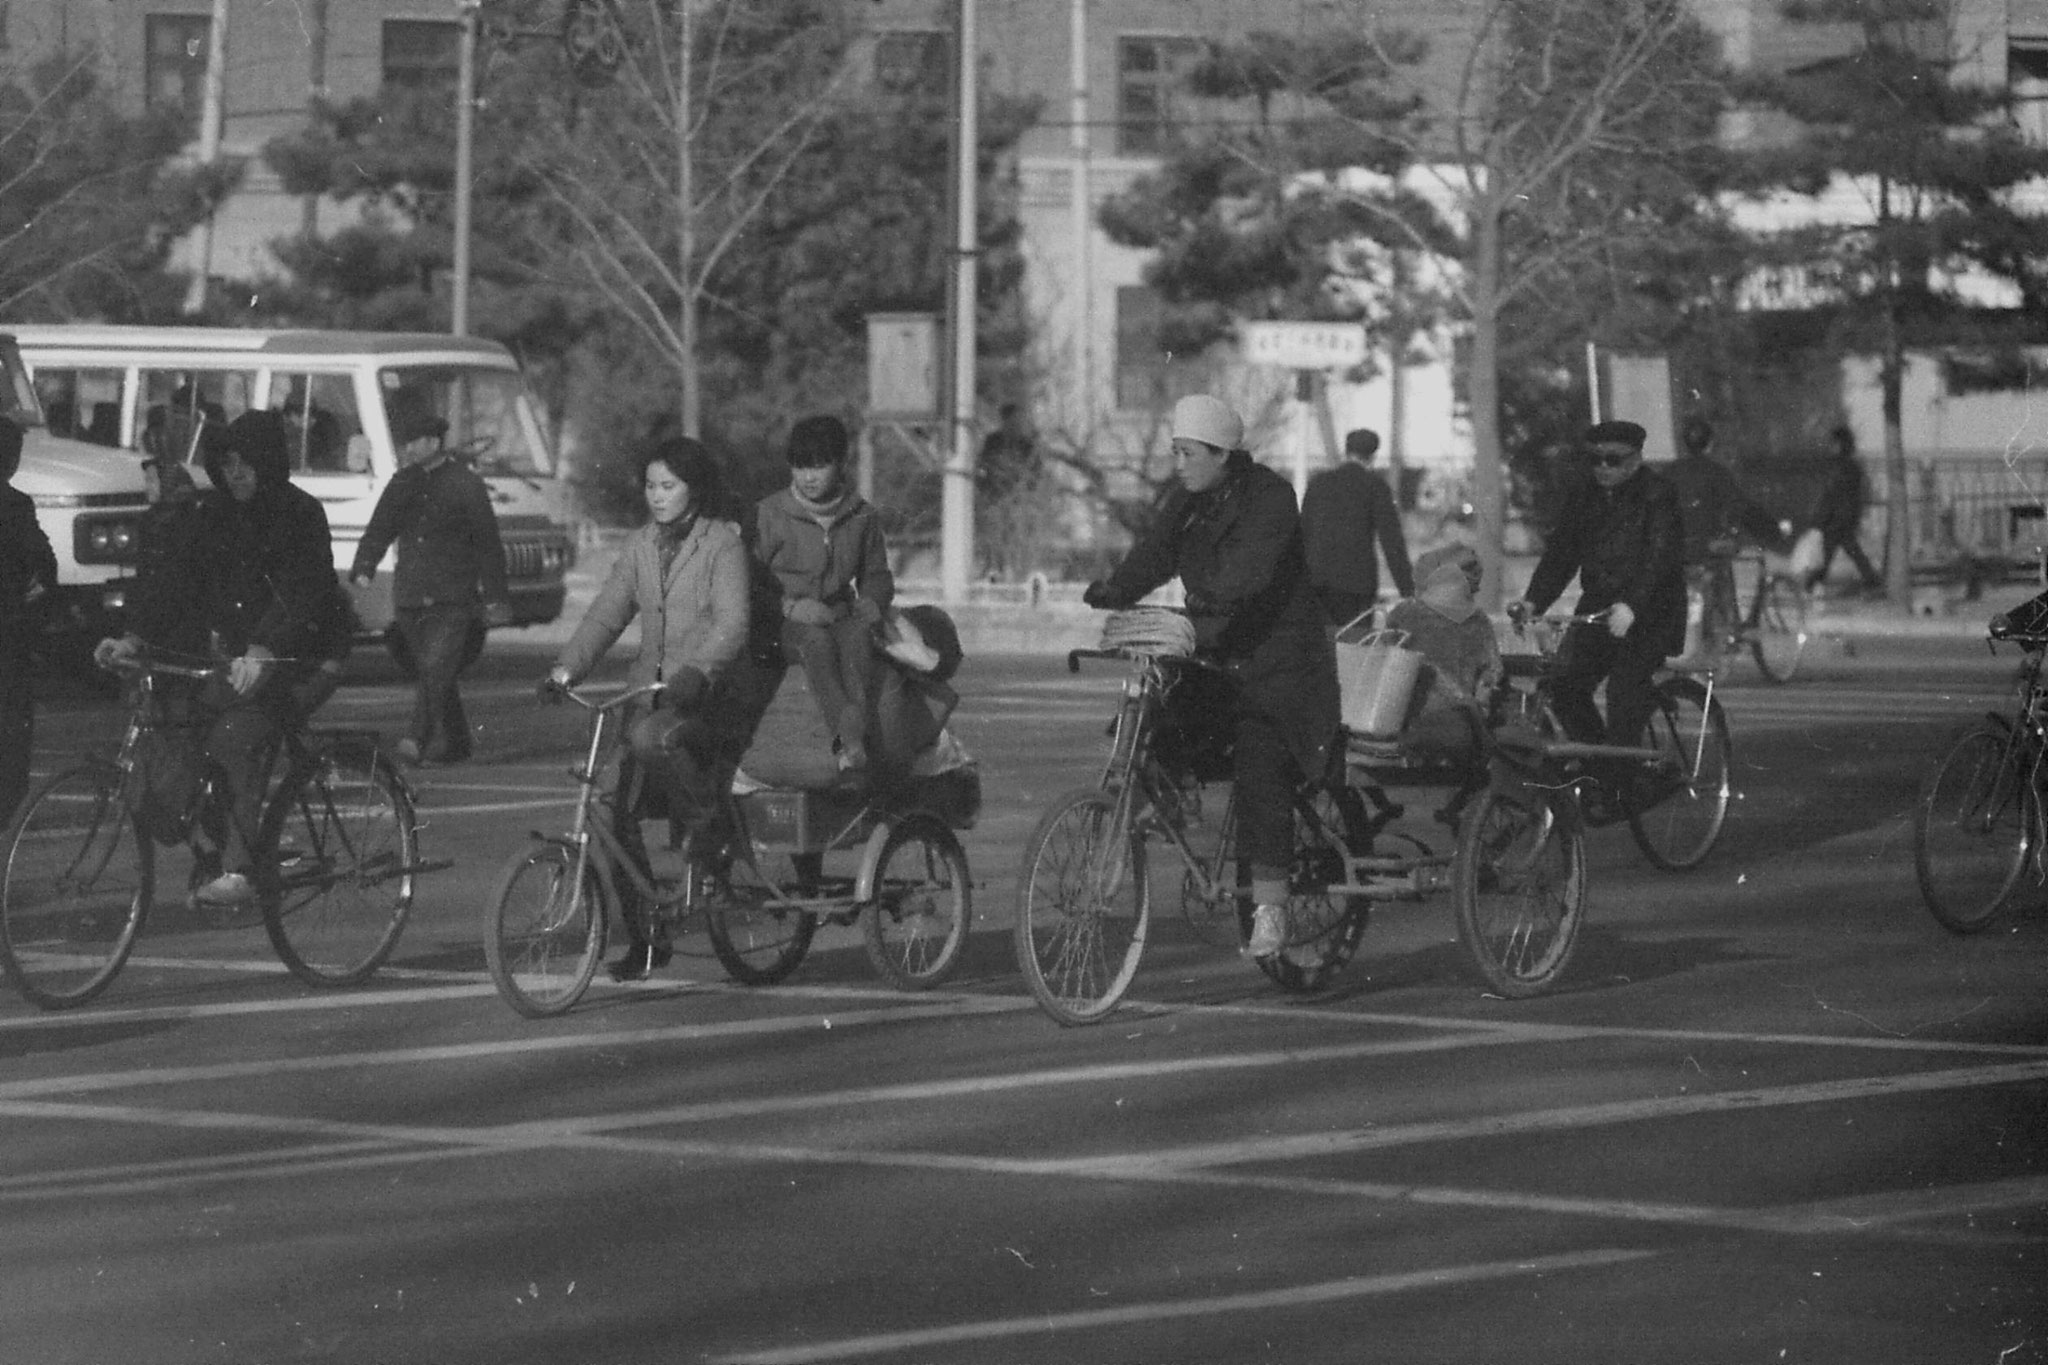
left=1453, top=787, right=1585, bottom=997
left=1014, top=787, right=1150, bottom=1025
left=705, top=864, right=816, bottom=986
left=1626, top=677, right=1732, bottom=871
left=1914, top=723, right=2034, bottom=934
left=258, top=742, right=417, bottom=986
left=1750, top=574, right=1809, bottom=684
left=485, top=840, right=609, bottom=1017
left=863, top=815, right=972, bottom=990
left=0, top=762, right=152, bottom=1009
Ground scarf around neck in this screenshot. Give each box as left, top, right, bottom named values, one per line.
left=791, top=484, right=854, bottom=528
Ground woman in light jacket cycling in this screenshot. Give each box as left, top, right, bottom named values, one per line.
left=545, top=437, right=750, bottom=980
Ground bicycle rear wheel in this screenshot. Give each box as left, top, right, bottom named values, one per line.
left=1257, top=785, right=1372, bottom=994
left=1750, top=574, right=1809, bottom=683
left=705, top=861, right=816, bottom=986
left=863, top=815, right=972, bottom=990
left=259, top=742, right=417, bottom=986
left=1914, top=723, right=2034, bottom=934
left=1626, top=677, right=1732, bottom=871
left=0, top=762, right=152, bottom=1009
left=1014, top=787, right=1150, bottom=1025
left=1453, top=787, right=1585, bottom=997
left=485, top=840, right=609, bottom=1017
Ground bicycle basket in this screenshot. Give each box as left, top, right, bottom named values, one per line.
left=1100, top=607, right=1196, bottom=658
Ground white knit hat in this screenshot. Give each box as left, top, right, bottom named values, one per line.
left=1170, top=394, right=1244, bottom=451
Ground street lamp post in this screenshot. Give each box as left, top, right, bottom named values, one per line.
left=941, top=0, right=979, bottom=606
left=452, top=0, right=480, bottom=336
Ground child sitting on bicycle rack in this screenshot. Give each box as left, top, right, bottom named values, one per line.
left=753, top=415, right=894, bottom=780
left=546, top=437, right=751, bottom=981
left=1384, top=542, right=1501, bottom=767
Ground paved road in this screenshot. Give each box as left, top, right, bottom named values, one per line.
left=3, top=636, right=2044, bottom=1364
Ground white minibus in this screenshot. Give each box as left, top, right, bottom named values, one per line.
left=12, top=327, right=576, bottom=664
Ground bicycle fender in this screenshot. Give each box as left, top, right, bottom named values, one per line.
left=852, top=812, right=947, bottom=904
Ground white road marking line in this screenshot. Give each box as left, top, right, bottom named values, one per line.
left=1041, top=1059, right=2048, bottom=1176
left=702, top=1249, right=1657, bottom=1365
left=408, top=798, right=576, bottom=816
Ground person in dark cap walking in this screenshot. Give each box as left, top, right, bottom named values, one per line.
left=350, top=385, right=511, bottom=766
left=1299, top=427, right=1413, bottom=627
left=0, top=416, right=57, bottom=828
left=97, top=409, right=351, bottom=904
left=1806, top=424, right=1882, bottom=594
left=1507, top=419, right=1685, bottom=820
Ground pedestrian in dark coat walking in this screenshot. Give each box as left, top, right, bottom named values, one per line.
left=1299, top=427, right=1413, bottom=626
left=0, top=416, right=57, bottom=827
left=350, top=386, right=511, bottom=765
left=1806, top=425, right=1882, bottom=592
left=1085, top=394, right=1339, bottom=962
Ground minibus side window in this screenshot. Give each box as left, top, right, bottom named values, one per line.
left=33, top=368, right=124, bottom=444
left=273, top=371, right=365, bottom=473
left=141, top=368, right=257, bottom=467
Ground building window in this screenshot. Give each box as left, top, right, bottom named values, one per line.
left=2014, top=39, right=2048, bottom=146
left=1118, top=35, right=1200, bottom=157
left=382, top=19, right=460, bottom=91
left=874, top=30, right=947, bottom=97
left=1115, top=286, right=1207, bottom=412
left=145, top=13, right=211, bottom=116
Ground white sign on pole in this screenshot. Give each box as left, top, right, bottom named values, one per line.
left=1242, top=321, right=1368, bottom=371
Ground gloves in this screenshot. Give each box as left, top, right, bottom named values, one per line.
left=536, top=671, right=570, bottom=705
left=483, top=599, right=515, bottom=630
left=228, top=646, right=273, bottom=698
left=1607, top=602, right=1636, bottom=639
left=93, top=635, right=140, bottom=671
left=1504, top=599, right=1532, bottom=625
left=661, top=666, right=710, bottom=712
left=851, top=597, right=884, bottom=628
left=1991, top=613, right=2014, bottom=640
left=1082, top=580, right=1123, bottom=610
left=786, top=598, right=836, bottom=627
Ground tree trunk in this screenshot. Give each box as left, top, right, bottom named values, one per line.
left=1471, top=202, right=1508, bottom=612
left=1882, top=290, right=1910, bottom=609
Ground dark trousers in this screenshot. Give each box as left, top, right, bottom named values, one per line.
left=199, top=662, right=337, bottom=877
left=782, top=616, right=874, bottom=754
left=1551, top=623, right=1664, bottom=763
left=1810, top=531, right=1881, bottom=589
left=0, top=629, right=32, bottom=828
left=400, top=606, right=476, bottom=762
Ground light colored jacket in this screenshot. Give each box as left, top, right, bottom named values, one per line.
left=554, top=517, right=749, bottom=689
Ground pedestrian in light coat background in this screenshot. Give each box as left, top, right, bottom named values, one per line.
left=350, top=386, right=511, bottom=766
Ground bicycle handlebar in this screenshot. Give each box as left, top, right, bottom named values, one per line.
left=1066, top=646, right=1224, bottom=675
left=100, top=649, right=225, bottom=682
left=550, top=680, right=667, bottom=713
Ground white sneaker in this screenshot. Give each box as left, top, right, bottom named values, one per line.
left=1245, top=903, right=1286, bottom=958
left=194, top=871, right=255, bottom=907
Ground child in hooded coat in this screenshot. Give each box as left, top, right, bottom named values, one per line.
left=1385, top=542, right=1501, bottom=761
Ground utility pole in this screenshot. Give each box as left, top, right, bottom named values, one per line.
left=182, top=0, right=230, bottom=315
left=1069, top=0, right=1090, bottom=437
left=452, top=0, right=479, bottom=336
left=678, top=0, right=699, bottom=438
left=941, top=0, right=979, bottom=605
left=301, top=0, right=329, bottom=238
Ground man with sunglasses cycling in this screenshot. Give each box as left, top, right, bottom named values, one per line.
left=1506, top=419, right=1685, bottom=822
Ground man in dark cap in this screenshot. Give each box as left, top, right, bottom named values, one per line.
left=350, top=385, right=510, bottom=766
left=0, top=416, right=57, bottom=828
left=1299, top=427, right=1413, bottom=627
left=1508, top=418, right=1685, bottom=819
left=98, top=408, right=351, bottom=904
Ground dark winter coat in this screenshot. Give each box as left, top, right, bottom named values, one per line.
left=1101, top=452, right=1339, bottom=776
left=1809, top=454, right=1866, bottom=537
left=1299, top=458, right=1413, bottom=601
left=0, top=484, right=55, bottom=632
left=351, top=454, right=510, bottom=611
left=1525, top=464, right=1688, bottom=657
left=184, top=481, right=348, bottom=662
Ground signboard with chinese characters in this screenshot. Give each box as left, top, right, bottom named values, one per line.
left=1241, top=321, right=1368, bottom=371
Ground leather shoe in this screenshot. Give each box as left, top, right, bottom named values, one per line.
left=607, top=940, right=673, bottom=982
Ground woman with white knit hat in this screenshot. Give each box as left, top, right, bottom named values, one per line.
left=1084, top=394, right=1341, bottom=964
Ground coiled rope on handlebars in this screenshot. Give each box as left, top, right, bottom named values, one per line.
left=1099, top=607, right=1196, bottom=658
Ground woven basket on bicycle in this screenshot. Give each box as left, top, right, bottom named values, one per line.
left=1098, top=607, right=1196, bottom=658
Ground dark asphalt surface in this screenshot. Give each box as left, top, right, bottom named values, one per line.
left=2, top=633, right=2044, bottom=1364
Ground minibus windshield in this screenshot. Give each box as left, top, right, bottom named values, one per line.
left=381, top=364, right=553, bottom=478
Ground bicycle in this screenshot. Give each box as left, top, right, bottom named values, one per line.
left=1689, top=538, right=1810, bottom=684
left=0, top=652, right=421, bottom=1009
left=1013, top=609, right=1592, bottom=1023
left=1912, top=618, right=2048, bottom=933
left=1501, top=610, right=1734, bottom=872
left=484, top=681, right=973, bottom=1018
